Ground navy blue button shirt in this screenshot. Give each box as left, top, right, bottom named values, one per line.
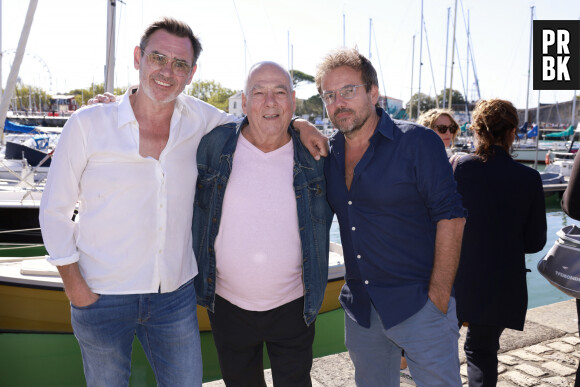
left=325, top=108, right=466, bottom=330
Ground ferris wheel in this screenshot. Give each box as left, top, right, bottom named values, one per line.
left=1, top=49, right=53, bottom=92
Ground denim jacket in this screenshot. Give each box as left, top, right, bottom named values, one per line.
left=192, top=118, right=333, bottom=325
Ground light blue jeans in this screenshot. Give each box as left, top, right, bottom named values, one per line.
left=345, top=297, right=461, bottom=387
left=71, top=279, right=202, bottom=387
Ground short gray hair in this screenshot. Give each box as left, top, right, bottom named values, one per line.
left=244, top=61, right=294, bottom=94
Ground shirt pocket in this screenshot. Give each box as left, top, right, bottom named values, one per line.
left=195, top=165, right=220, bottom=211
left=307, top=176, right=328, bottom=223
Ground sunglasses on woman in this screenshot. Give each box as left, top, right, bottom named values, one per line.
left=433, top=124, right=458, bottom=134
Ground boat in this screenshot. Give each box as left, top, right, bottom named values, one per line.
left=0, top=242, right=346, bottom=384
left=0, top=242, right=345, bottom=333
left=0, top=181, right=43, bottom=244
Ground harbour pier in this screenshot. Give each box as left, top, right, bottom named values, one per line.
left=204, top=299, right=580, bottom=386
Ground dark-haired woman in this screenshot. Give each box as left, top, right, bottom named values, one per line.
left=453, top=99, right=547, bottom=387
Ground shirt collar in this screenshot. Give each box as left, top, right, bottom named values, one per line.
left=117, top=86, right=138, bottom=130
left=117, top=86, right=187, bottom=130
left=374, top=107, right=394, bottom=141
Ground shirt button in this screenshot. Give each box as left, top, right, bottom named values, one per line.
left=348, top=201, right=352, bottom=205
left=364, top=280, right=369, bottom=285
left=351, top=226, right=356, bottom=231
left=357, top=254, right=361, bottom=259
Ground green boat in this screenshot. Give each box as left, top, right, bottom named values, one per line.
left=0, top=243, right=347, bottom=385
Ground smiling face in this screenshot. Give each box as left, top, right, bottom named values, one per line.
left=320, top=66, right=378, bottom=138
left=242, top=62, right=296, bottom=145
left=135, top=29, right=196, bottom=105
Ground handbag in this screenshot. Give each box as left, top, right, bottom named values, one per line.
left=537, top=224, right=580, bottom=299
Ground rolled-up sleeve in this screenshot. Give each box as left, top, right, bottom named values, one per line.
left=40, top=113, right=88, bottom=266
left=415, top=130, right=466, bottom=222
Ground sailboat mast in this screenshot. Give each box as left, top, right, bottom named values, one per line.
left=448, top=0, right=457, bottom=109
left=105, top=0, right=116, bottom=94
left=369, top=19, right=372, bottom=59
left=409, top=35, right=415, bottom=117
left=464, top=9, right=470, bottom=119
left=0, top=0, right=3, bottom=102
left=524, top=6, right=534, bottom=125
left=0, top=0, right=38, bottom=145
left=534, top=90, right=541, bottom=169
left=343, top=13, right=346, bottom=47
left=442, top=7, right=450, bottom=108
left=572, top=91, right=577, bottom=126
left=417, top=0, right=423, bottom=118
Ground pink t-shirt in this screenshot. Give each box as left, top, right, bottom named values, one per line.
left=214, top=132, right=303, bottom=311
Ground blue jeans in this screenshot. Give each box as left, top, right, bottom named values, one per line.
left=71, top=279, right=202, bottom=387
left=345, top=297, right=461, bottom=387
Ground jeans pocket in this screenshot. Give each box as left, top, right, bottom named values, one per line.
left=71, top=294, right=102, bottom=310
left=426, top=297, right=447, bottom=316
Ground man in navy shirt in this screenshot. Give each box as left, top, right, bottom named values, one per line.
left=315, top=48, right=466, bottom=386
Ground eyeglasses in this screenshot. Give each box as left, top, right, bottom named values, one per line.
left=433, top=124, right=458, bottom=134
left=321, top=84, right=367, bottom=105
left=141, top=49, right=194, bottom=76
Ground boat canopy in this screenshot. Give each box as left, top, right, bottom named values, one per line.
left=517, top=124, right=538, bottom=140
left=544, top=125, right=575, bottom=139
left=4, top=119, right=37, bottom=134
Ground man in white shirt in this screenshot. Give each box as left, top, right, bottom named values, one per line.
left=40, top=18, right=326, bottom=386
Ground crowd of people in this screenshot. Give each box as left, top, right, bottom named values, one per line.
left=38, top=16, right=575, bottom=387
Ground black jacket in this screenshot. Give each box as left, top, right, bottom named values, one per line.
left=454, top=146, right=547, bottom=330
left=562, top=154, right=580, bottom=220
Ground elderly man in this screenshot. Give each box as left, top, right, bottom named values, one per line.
left=193, top=61, right=333, bottom=387
left=40, top=17, right=326, bottom=386
left=316, top=48, right=466, bottom=386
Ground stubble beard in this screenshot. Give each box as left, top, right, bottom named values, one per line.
left=332, top=108, right=371, bottom=139
left=140, top=72, right=181, bottom=105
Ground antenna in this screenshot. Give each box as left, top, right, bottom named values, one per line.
left=232, top=0, right=248, bottom=76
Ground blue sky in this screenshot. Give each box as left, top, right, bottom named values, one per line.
left=3, top=0, right=579, bottom=109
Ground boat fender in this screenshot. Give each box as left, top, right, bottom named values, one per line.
left=538, top=225, right=580, bottom=299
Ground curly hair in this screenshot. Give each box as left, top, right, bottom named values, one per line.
left=471, top=99, right=518, bottom=162
left=315, top=47, right=378, bottom=95
left=417, top=108, right=459, bottom=141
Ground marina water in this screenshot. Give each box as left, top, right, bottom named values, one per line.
left=329, top=194, right=576, bottom=310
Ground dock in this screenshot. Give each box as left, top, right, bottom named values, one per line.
left=544, top=183, right=568, bottom=196
left=203, top=299, right=580, bottom=386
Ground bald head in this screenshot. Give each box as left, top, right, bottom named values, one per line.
left=244, top=62, right=294, bottom=94
left=241, top=61, right=296, bottom=152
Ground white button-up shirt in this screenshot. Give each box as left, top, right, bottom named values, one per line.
left=39, top=88, right=235, bottom=294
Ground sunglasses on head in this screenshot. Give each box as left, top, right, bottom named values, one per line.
left=433, top=124, right=458, bottom=134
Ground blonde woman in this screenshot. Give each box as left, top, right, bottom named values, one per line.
left=418, top=108, right=460, bottom=150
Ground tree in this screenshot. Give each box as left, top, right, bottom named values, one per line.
left=188, top=80, right=235, bottom=112
left=291, top=69, right=315, bottom=89
left=11, top=83, right=51, bottom=112
left=296, top=95, right=323, bottom=118
left=405, top=93, right=436, bottom=119
left=69, top=83, right=125, bottom=107
left=436, top=88, right=466, bottom=107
